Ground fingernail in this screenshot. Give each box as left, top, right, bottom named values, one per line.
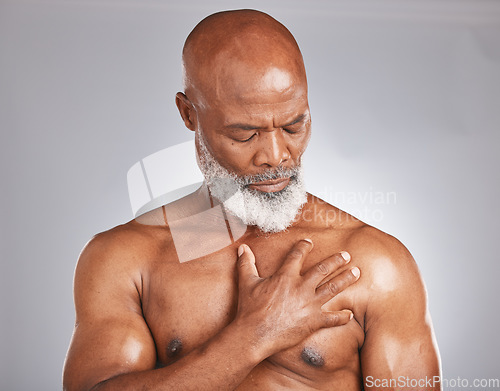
left=351, top=267, right=360, bottom=278
left=238, top=245, right=245, bottom=257
left=340, top=251, right=350, bottom=263
left=342, top=309, right=353, bottom=320
left=303, top=238, right=313, bottom=245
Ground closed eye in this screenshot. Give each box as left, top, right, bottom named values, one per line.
left=283, top=127, right=303, bottom=135
left=237, top=133, right=256, bottom=143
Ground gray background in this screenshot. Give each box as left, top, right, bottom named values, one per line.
left=1, top=0, right=499, bottom=390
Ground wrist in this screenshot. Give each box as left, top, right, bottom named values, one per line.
left=227, top=316, right=274, bottom=364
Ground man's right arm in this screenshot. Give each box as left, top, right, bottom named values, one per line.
left=63, top=234, right=359, bottom=391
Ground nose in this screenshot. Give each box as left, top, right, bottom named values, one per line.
left=253, top=130, right=291, bottom=168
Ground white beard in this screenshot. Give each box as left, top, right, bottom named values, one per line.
left=195, top=131, right=307, bottom=234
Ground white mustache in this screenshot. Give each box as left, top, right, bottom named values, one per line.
left=239, top=167, right=300, bottom=186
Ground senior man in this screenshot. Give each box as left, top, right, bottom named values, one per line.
left=63, top=9, right=441, bottom=391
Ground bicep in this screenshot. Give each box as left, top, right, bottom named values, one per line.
left=63, top=236, right=156, bottom=391
left=361, top=312, right=440, bottom=390
left=360, top=252, right=441, bottom=390
left=64, top=317, right=156, bottom=391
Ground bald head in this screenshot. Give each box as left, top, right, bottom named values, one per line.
left=176, top=9, right=312, bottom=177
left=181, top=9, right=307, bottom=106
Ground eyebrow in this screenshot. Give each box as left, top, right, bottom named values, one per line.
left=226, top=114, right=307, bottom=131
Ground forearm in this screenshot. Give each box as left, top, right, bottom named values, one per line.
left=91, top=321, right=264, bottom=391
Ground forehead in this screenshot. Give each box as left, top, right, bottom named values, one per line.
left=199, top=61, right=309, bottom=126
left=218, top=95, right=309, bottom=128
left=213, top=51, right=305, bottom=95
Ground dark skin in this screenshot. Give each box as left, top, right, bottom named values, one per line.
left=63, top=9, right=441, bottom=391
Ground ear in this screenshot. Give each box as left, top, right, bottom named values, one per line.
left=175, top=92, right=197, bottom=131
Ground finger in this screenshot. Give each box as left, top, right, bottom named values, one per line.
left=321, top=309, right=354, bottom=328
left=237, top=244, right=260, bottom=287
left=303, top=251, right=350, bottom=286
left=315, top=266, right=360, bottom=303
left=280, top=238, right=314, bottom=274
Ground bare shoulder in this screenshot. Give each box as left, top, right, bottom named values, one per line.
left=65, top=214, right=167, bottom=390
left=75, top=209, right=173, bottom=300
left=308, top=196, right=427, bottom=316
left=332, top=212, right=440, bottom=378
left=343, top=221, right=429, bottom=332
left=308, top=195, right=418, bottom=267
left=345, top=223, right=423, bottom=294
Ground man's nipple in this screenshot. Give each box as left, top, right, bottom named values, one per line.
left=301, top=347, right=325, bottom=367
left=166, top=338, right=183, bottom=358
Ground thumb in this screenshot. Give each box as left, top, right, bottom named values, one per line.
left=237, top=244, right=259, bottom=284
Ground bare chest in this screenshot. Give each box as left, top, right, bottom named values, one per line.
left=142, top=236, right=365, bottom=385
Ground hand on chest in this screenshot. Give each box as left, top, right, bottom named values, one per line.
left=144, top=236, right=364, bottom=371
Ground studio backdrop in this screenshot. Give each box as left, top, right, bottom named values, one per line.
left=1, top=1, right=499, bottom=390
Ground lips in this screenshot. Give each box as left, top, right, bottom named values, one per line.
left=248, top=177, right=291, bottom=193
